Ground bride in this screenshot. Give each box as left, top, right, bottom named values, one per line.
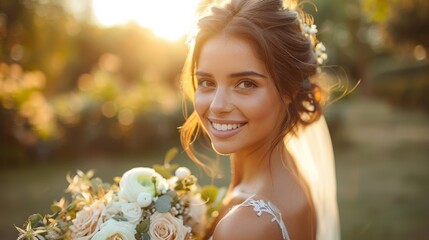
left=180, top=0, right=340, bottom=239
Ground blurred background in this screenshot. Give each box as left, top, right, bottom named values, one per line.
left=0, top=0, right=428, bottom=239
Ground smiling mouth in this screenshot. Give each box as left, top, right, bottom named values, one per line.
left=210, top=121, right=246, bottom=132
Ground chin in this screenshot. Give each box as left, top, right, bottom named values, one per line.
left=211, top=142, right=235, bottom=155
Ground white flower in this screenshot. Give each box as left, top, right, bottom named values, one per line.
left=308, top=24, right=318, bottom=34
left=105, top=199, right=127, bottom=218
left=70, top=200, right=105, bottom=240
left=315, top=43, right=328, bottom=65
left=149, top=212, right=191, bottom=240
left=315, top=42, right=326, bottom=52
left=92, top=219, right=136, bottom=240
left=137, top=192, right=153, bottom=208
left=184, top=194, right=207, bottom=238
left=121, top=202, right=143, bottom=225
left=167, top=176, right=179, bottom=189
left=119, top=167, right=168, bottom=202
left=175, top=167, right=191, bottom=180
left=157, top=179, right=170, bottom=194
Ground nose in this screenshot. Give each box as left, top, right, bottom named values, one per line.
left=210, top=87, right=233, bottom=114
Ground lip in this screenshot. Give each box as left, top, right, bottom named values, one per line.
left=207, top=118, right=247, bottom=139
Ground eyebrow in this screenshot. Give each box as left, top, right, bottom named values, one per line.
left=195, top=71, right=213, bottom=77
left=195, top=71, right=267, bottom=78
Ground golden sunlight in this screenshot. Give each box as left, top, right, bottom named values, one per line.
left=92, top=0, right=200, bottom=41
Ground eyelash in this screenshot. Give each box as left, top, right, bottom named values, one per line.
left=197, top=79, right=257, bottom=89
left=197, top=79, right=215, bottom=88
left=236, top=79, right=257, bottom=89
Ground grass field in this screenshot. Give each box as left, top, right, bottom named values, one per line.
left=1, top=96, right=428, bottom=239
left=331, top=98, right=429, bottom=239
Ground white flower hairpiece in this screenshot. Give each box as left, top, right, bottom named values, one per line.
left=315, top=42, right=328, bottom=65
left=295, top=12, right=328, bottom=69
left=300, top=19, right=318, bottom=36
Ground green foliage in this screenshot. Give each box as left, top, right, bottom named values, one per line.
left=28, top=214, right=44, bottom=228
left=164, top=147, right=179, bottom=166
left=137, top=218, right=150, bottom=233
left=154, top=195, right=174, bottom=213
left=112, top=215, right=128, bottom=222
left=361, top=0, right=393, bottom=23
left=201, top=185, right=219, bottom=204
left=153, top=147, right=180, bottom=178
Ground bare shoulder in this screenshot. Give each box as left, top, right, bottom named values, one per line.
left=212, top=203, right=284, bottom=240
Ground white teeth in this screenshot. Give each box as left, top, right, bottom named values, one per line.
left=212, top=122, right=243, bottom=131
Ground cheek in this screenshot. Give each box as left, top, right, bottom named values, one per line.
left=242, top=93, right=283, bottom=122
left=194, top=91, right=210, bottom=118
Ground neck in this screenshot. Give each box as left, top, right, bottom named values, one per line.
left=229, top=142, right=287, bottom=195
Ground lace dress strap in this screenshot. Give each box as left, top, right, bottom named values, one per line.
left=240, top=197, right=290, bottom=240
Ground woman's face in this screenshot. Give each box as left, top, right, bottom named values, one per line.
left=195, top=35, right=286, bottom=155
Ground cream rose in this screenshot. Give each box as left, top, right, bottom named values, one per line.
left=121, top=202, right=143, bottom=225
left=92, top=219, right=136, bottom=240
left=149, top=212, right=191, bottom=240
left=70, top=200, right=105, bottom=240
left=119, top=167, right=168, bottom=202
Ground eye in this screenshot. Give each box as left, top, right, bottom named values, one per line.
left=236, top=80, right=257, bottom=89
left=197, top=79, right=216, bottom=88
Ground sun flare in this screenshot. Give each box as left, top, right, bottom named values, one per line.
left=92, top=0, right=200, bottom=41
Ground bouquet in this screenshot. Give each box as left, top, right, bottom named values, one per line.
left=15, top=148, right=225, bottom=240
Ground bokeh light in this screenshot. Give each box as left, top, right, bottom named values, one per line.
left=91, top=0, right=200, bottom=41
left=414, top=45, right=427, bottom=61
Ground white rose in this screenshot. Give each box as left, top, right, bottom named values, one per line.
left=70, top=200, right=105, bottom=240
left=121, top=202, right=143, bottom=225
left=105, top=199, right=128, bottom=218
left=119, top=167, right=167, bottom=202
left=92, top=219, right=136, bottom=240
left=149, top=212, right=191, bottom=240
left=175, top=167, right=191, bottom=180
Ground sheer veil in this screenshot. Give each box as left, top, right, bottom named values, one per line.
left=285, top=116, right=341, bottom=240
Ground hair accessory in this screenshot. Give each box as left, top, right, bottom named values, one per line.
left=314, top=42, right=328, bottom=65
left=295, top=12, right=328, bottom=70
left=299, top=19, right=318, bottom=36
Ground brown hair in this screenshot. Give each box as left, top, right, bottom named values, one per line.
left=180, top=0, right=325, bottom=176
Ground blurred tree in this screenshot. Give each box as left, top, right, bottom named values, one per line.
left=0, top=0, right=189, bottom=165
left=0, top=0, right=80, bottom=94
left=361, top=0, right=429, bottom=112
left=362, top=0, right=429, bottom=49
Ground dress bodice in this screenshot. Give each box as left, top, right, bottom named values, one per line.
left=238, top=197, right=290, bottom=240
left=209, top=196, right=290, bottom=240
